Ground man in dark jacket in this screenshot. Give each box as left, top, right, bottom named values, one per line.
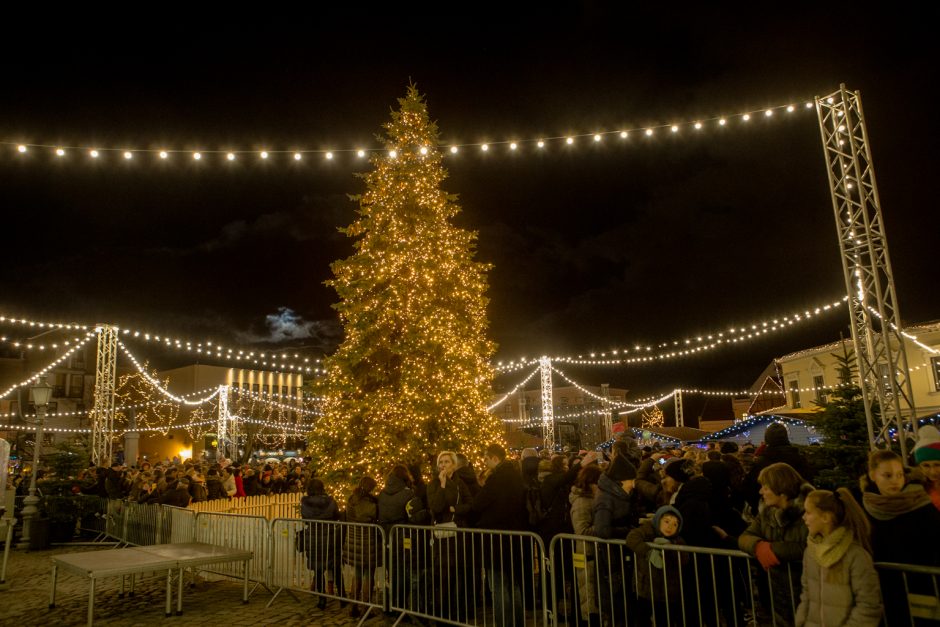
left=744, top=422, right=814, bottom=511
left=160, top=476, right=193, bottom=508
left=472, top=444, right=527, bottom=626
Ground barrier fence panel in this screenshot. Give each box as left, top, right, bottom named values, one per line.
left=76, top=496, right=109, bottom=541
left=160, top=505, right=196, bottom=544
left=122, top=502, right=164, bottom=546
left=194, top=511, right=269, bottom=588
left=548, top=534, right=639, bottom=627
left=269, top=517, right=386, bottom=620
left=106, top=499, right=128, bottom=544
left=389, top=524, right=549, bottom=627
left=876, top=562, right=940, bottom=625
left=549, top=535, right=806, bottom=627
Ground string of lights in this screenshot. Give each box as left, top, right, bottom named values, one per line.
left=0, top=423, right=92, bottom=433
left=0, top=333, right=96, bottom=399
left=500, top=297, right=847, bottom=366
left=118, top=340, right=223, bottom=406
left=494, top=359, right=539, bottom=375
left=2, top=98, right=815, bottom=165
left=0, top=311, right=323, bottom=375
left=229, top=385, right=323, bottom=415
left=1, top=334, right=88, bottom=352
left=864, top=306, right=940, bottom=355
left=548, top=364, right=647, bottom=407
left=487, top=366, right=542, bottom=411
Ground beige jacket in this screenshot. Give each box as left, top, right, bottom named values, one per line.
left=795, top=540, right=882, bottom=627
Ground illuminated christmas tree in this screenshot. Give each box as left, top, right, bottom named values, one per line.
left=307, top=86, right=504, bottom=492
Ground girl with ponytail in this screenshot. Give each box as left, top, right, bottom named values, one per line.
left=795, top=488, right=882, bottom=626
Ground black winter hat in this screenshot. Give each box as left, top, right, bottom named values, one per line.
left=606, top=454, right=637, bottom=482
left=764, top=422, right=790, bottom=447
left=664, top=458, right=695, bottom=483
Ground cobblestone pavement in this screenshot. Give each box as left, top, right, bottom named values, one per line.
left=0, top=544, right=421, bottom=627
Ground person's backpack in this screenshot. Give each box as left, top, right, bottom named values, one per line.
left=405, top=495, right=431, bottom=525
left=525, top=482, right=547, bottom=527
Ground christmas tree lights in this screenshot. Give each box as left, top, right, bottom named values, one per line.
left=306, top=86, right=505, bottom=493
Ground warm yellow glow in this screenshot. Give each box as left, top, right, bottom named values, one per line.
left=593, top=134, right=601, bottom=142
left=509, top=142, right=517, bottom=150
left=226, top=152, right=235, bottom=161
left=123, top=151, right=133, bottom=159
left=765, top=110, right=773, bottom=117
left=193, top=152, right=201, bottom=160
left=481, top=144, right=489, bottom=151
left=671, top=125, right=678, bottom=133
left=17, top=145, right=27, bottom=153
left=260, top=151, right=269, bottom=159
left=357, top=149, right=366, bottom=157
left=294, top=152, right=302, bottom=160
left=787, top=105, right=795, bottom=112
left=742, top=114, right=750, bottom=121
left=178, top=447, right=192, bottom=461
left=449, top=146, right=458, bottom=154
left=537, top=140, right=545, bottom=148
left=645, top=129, right=653, bottom=136
left=719, top=118, right=727, bottom=126
left=326, top=152, right=334, bottom=160
left=620, top=131, right=628, bottom=138
left=159, top=151, right=168, bottom=159
left=419, top=146, right=428, bottom=155
left=389, top=150, right=397, bottom=158
left=694, top=122, right=702, bottom=130
left=565, top=137, right=573, bottom=144
left=90, top=150, right=99, bottom=158
left=55, top=148, right=65, bottom=156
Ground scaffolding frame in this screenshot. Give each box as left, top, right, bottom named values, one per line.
left=90, top=324, right=118, bottom=466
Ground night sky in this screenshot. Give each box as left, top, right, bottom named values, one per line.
left=0, top=11, right=935, bottom=417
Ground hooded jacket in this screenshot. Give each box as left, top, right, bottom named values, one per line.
left=592, top=473, right=635, bottom=539
left=377, top=473, right=414, bottom=531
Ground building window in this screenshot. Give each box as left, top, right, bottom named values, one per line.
left=932, top=357, right=940, bottom=392
left=788, top=380, right=801, bottom=409
left=71, top=351, right=85, bottom=368
left=69, top=374, right=84, bottom=398
left=281, top=385, right=288, bottom=398
left=813, top=375, right=826, bottom=405
left=252, top=384, right=260, bottom=394
left=243, top=382, right=250, bottom=391
left=53, top=373, right=67, bottom=397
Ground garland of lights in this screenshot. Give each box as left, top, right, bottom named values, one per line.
left=2, top=98, right=816, bottom=165
left=487, top=366, right=541, bottom=411
left=0, top=332, right=96, bottom=398
left=1, top=312, right=322, bottom=374
left=540, top=298, right=848, bottom=367
left=118, top=340, right=223, bottom=405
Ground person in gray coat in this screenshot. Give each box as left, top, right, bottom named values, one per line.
left=796, top=488, right=881, bottom=627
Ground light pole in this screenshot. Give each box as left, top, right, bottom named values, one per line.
left=17, top=376, right=53, bottom=550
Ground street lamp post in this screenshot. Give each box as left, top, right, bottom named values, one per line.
left=17, top=376, right=53, bottom=550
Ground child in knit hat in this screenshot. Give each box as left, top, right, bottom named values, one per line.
left=626, top=505, right=688, bottom=625
left=913, top=424, right=940, bottom=511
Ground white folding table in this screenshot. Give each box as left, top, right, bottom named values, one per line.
left=49, top=542, right=253, bottom=626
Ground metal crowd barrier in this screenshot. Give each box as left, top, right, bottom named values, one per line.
left=548, top=535, right=803, bottom=627
left=389, top=524, right=549, bottom=627
left=123, top=502, right=165, bottom=546
left=193, top=511, right=269, bottom=592
left=105, top=499, right=128, bottom=544
left=76, top=496, right=110, bottom=541
left=160, top=505, right=196, bottom=544
left=876, top=562, right=940, bottom=625
left=268, top=517, right=386, bottom=622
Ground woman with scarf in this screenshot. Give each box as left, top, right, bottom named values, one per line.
left=861, top=449, right=940, bottom=624
left=796, top=488, right=881, bottom=626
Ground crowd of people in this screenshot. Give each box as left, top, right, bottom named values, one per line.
left=7, top=421, right=940, bottom=626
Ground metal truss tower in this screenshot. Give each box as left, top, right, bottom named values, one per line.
left=674, top=389, right=684, bottom=428
left=90, top=324, right=118, bottom=466
left=817, top=85, right=918, bottom=459
left=539, top=357, right=555, bottom=450
left=217, top=385, right=230, bottom=459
